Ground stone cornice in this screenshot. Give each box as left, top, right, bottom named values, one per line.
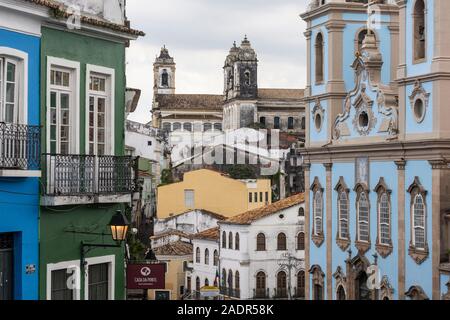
left=299, top=139, right=450, bottom=162
left=300, top=3, right=398, bottom=22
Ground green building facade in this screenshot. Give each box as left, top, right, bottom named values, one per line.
left=38, top=13, right=143, bottom=300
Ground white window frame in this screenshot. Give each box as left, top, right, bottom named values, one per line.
left=378, top=192, right=391, bottom=245
left=46, top=57, right=80, bottom=154
left=46, top=259, right=81, bottom=300
left=0, top=47, right=28, bottom=124
left=338, top=190, right=349, bottom=240
left=85, top=64, right=115, bottom=156
left=412, top=194, right=426, bottom=250
left=184, top=189, right=195, bottom=208
left=314, top=191, right=323, bottom=236
left=83, top=255, right=115, bottom=301
left=357, top=192, right=370, bottom=242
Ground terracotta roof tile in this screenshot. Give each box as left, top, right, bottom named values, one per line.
left=150, top=229, right=193, bottom=240
left=155, top=94, right=223, bottom=111
left=194, top=227, right=220, bottom=241
left=258, top=89, right=304, bottom=100
left=153, top=241, right=193, bottom=256
left=220, top=193, right=305, bottom=225
left=25, top=0, right=145, bottom=36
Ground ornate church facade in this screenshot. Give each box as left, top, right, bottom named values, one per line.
left=301, top=0, right=450, bottom=300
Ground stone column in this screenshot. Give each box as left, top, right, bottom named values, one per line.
left=395, top=160, right=406, bottom=300
left=303, top=163, right=311, bottom=300
left=324, top=163, right=333, bottom=300
left=429, top=160, right=446, bottom=300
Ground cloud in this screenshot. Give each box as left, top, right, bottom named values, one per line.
left=126, top=0, right=308, bottom=123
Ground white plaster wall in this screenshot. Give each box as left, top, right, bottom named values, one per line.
left=190, top=239, right=220, bottom=291
left=154, top=210, right=221, bottom=235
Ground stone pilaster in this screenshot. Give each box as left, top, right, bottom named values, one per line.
left=429, top=160, right=446, bottom=300
left=303, top=163, right=311, bottom=300
left=395, top=160, right=406, bottom=300
left=324, top=163, right=333, bottom=300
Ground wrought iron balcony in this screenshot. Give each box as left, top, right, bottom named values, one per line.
left=0, top=122, right=40, bottom=171
left=274, top=288, right=288, bottom=299
left=42, top=154, right=136, bottom=197
left=253, top=288, right=270, bottom=299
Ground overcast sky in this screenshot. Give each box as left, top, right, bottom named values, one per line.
left=125, top=0, right=308, bottom=123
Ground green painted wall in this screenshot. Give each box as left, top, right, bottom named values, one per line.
left=39, top=204, right=126, bottom=300
left=40, top=27, right=126, bottom=155
left=39, top=27, right=129, bottom=300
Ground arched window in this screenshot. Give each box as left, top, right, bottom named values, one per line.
left=228, top=232, right=233, bottom=249
left=337, top=286, right=346, bottom=300
left=407, top=177, right=428, bottom=263
left=338, top=189, right=349, bottom=240
left=161, top=69, right=169, bottom=87
left=277, top=233, right=287, bottom=251
left=196, top=247, right=201, bottom=263
left=357, top=190, right=370, bottom=243
left=379, top=193, right=390, bottom=245
left=213, top=250, right=219, bottom=266
left=205, top=278, right=209, bottom=286
left=274, top=117, right=280, bottom=129
left=204, top=248, right=209, bottom=265
left=256, top=272, right=266, bottom=298
left=301, top=117, right=306, bottom=130
left=228, top=270, right=233, bottom=291
left=222, top=231, right=227, bottom=248
left=221, top=269, right=227, bottom=287
left=235, top=271, right=240, bottom=290
left=214, top=123, right=222, bottom=131
left=162, top=122, right=172, bottom=133
left=413, top=0, right=426, bottom=61
left=288, top=117, right=294, bottom=130
left=297, top=232, right=305, bottom=251
left=315, top=33, right=324, bottom=84
left=196, top=277, right=201, bottom=292
left=183, top=122, right=192, bottom=132
left=413, top=194, right=426, bottom=249
left=235, top=233, right=240, bottom=250
left=298, top=207, right=305, bottom=217
left=173, top=122, right=181, bottom=131
left=297, top=271, right=305, bottom=299
left=203, top=123, right=212, bottom=132
left=357, top=29, right=368, bottom=52
left=244, top=70, right=251, bottom=86
left=314, top=191, right=323, bottom=235
left=276, top=271, right=287, bottom=298
left=259, top=116, right=266, bottom=127
left=256, top=233, right=266, bottom=251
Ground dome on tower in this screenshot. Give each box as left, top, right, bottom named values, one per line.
left=155, top=45, right=174, bottom=64
left=238, top=35, right=257, bottom=61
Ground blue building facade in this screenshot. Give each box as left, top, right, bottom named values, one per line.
left=301, top=0, right=450, bottom=300
left=0, top=3, right=42, bottom=300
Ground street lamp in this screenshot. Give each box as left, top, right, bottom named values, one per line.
left=80, top=210, right=130, bottom=272
left=109, top=211, right=130, bottom=242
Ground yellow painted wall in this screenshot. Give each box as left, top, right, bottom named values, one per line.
left=147, top=258, right=188, bottom=300
left=157, top=169, right=272, bottom=218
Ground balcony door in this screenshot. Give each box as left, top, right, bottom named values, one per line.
left=0, top=57, right=19, bottom=124
left=49, top=67, right=72, bottom=155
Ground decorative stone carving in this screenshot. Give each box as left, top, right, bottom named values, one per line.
left=405, top=285, right=429, bottom=300
left=442, top=281, right=450, bottom=300
left=352, top=84, right=377, bottom=136
left=408, top=80, right=430, bottom=124
left=311, top=99, right=325, bottom=133
left=333, top=266, right=347, bottom=299
left=379, top=276, right=395, bottom=300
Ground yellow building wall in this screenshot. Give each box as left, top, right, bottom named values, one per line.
left=147, top=258, right=188, bottom=300
left=157, top=169, right=272, bottom=218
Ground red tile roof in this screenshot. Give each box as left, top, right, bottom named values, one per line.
left=155, top=94, right=223, bottom=111
left=153, top=241, right=193, bottom=256
left=220, top=193, right=305, bottom=225
left=194, top=227, right=220, bottom=241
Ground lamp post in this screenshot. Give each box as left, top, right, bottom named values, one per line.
left=80, top=210, right=130, bottom=285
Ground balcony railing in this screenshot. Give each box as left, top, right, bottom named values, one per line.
left=0, top=122, right=40, bottom=170
left=253, top=288, right=270, bottom=299
left=43, top=154, right=136, bottom=196
left=274, top=288, right=288, bottom=299
left=219, top=287, right=240, bottom=299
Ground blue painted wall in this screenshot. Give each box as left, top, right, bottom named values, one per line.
left=0, top=28, right=40, bottom=300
